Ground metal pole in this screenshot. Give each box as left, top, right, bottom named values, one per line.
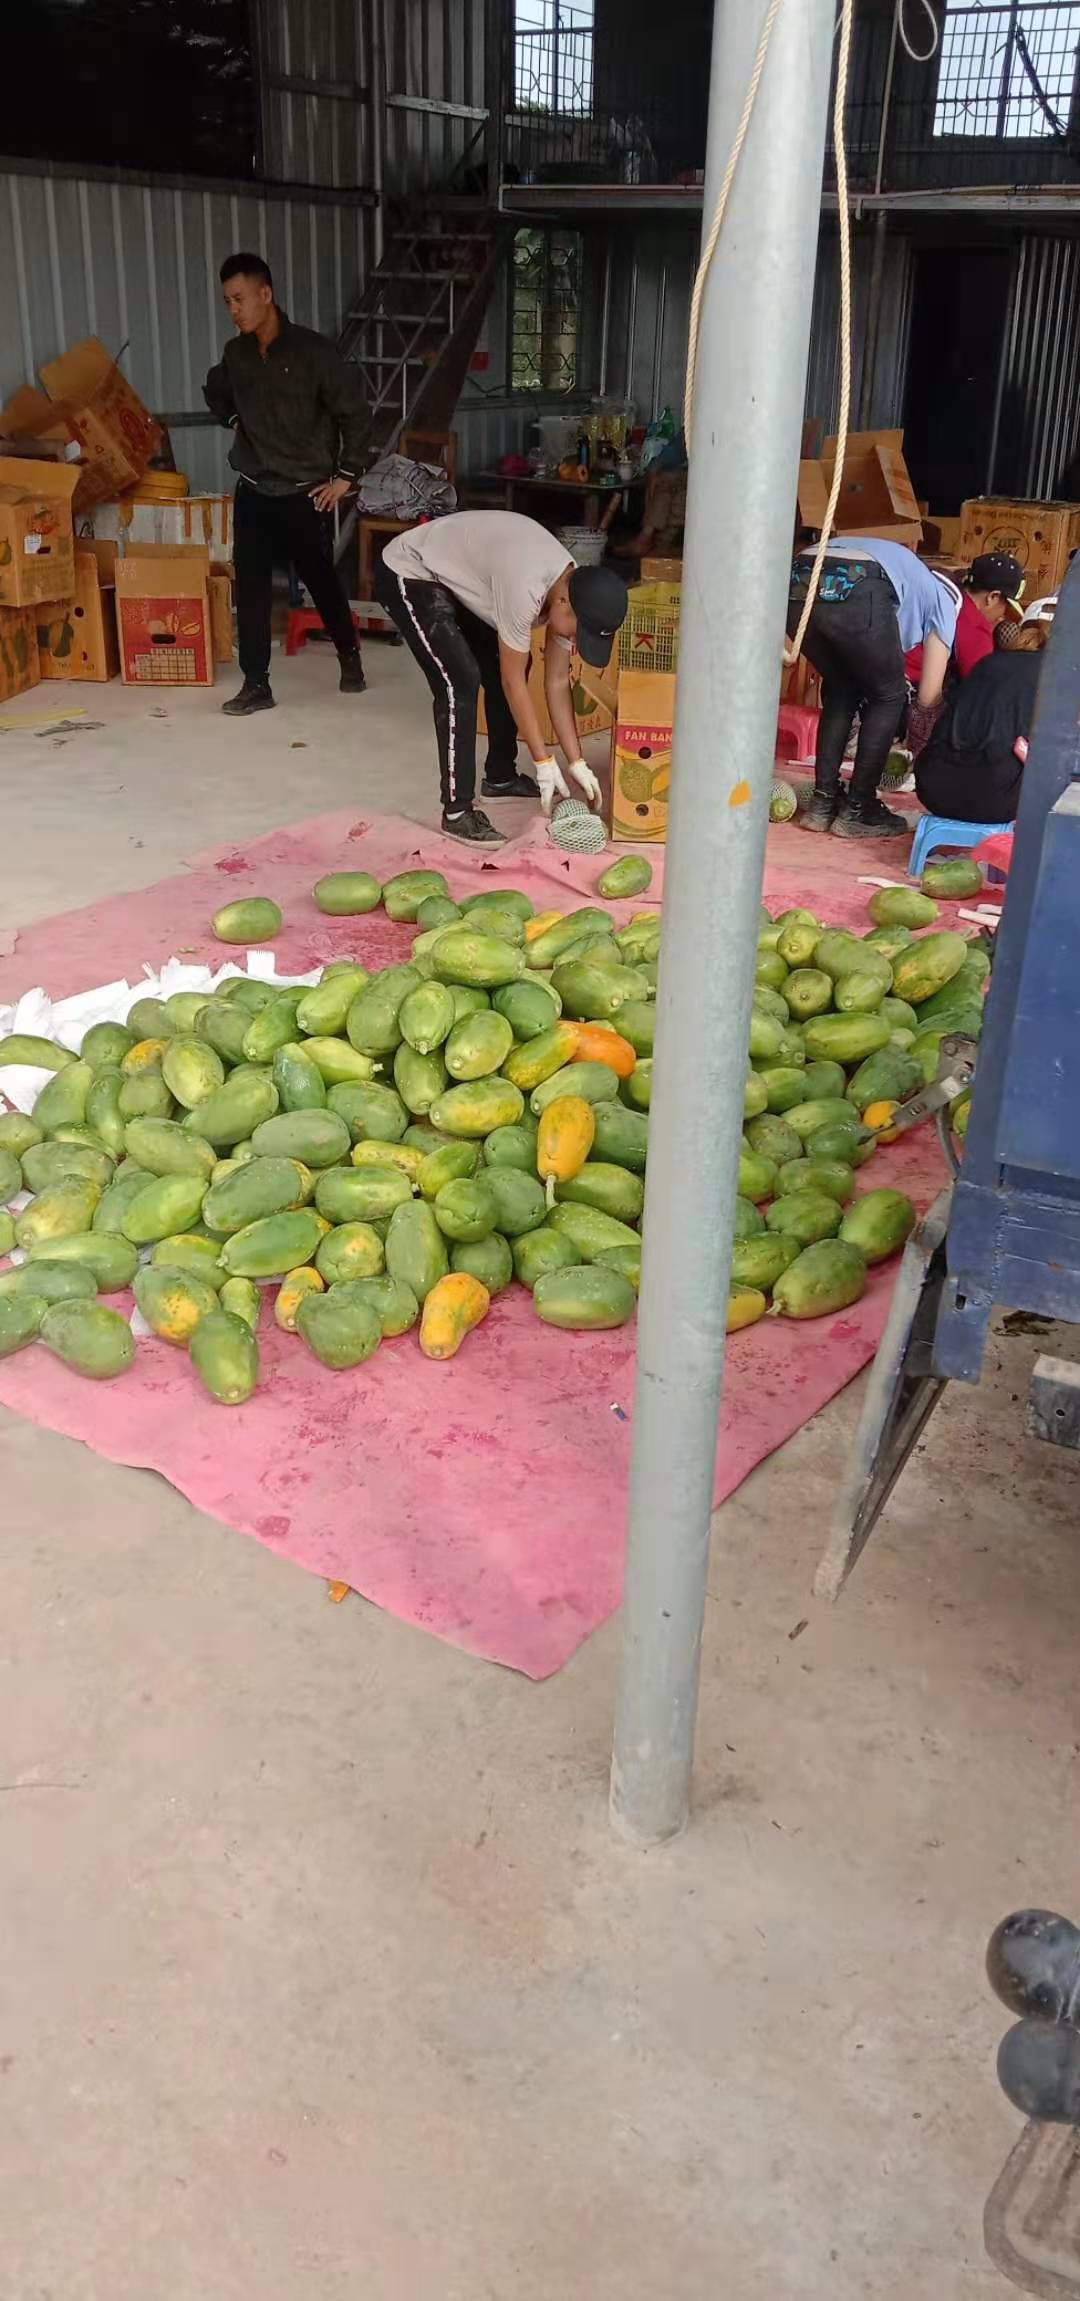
left=609, top=0, right=837, bottom=1849
left=858, top=208, right=888, bottom=429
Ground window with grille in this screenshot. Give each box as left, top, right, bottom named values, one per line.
left=510, top=226, right=583, bottom=392
left=514, top=0, right=595, bottom=117
left=933, top=2, right=1080, bottom=139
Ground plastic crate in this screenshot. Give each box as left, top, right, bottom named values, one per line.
left=619, top=580, right=680, bottom=675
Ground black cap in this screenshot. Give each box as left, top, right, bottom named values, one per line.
left=969, top=552, right=1024, bottom=607
left=568, top=563, right=629, bottom=668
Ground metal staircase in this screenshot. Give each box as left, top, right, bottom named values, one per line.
left=338, top=195, right=509, bottom=453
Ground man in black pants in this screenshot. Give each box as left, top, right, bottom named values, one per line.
left=375, top=510, right=628, bottom=843
left=204, top=252, right=369, bottom=715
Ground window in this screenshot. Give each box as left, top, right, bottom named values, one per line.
left=7, top=0, right=256, bottom=178
left=514, top=0, right=595, bottom=117
left=933, top=2, right=1080, bottom=139
left=510, top=226, right=583, bottom=391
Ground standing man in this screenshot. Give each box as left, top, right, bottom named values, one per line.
left=788, top=536, right=961, bottom=837
left=374, top=510, right=628, bottom=843
left=204, top=252, right=370, bottom=716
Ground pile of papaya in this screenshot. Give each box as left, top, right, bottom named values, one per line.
left=0, top=856, right=987, bottom=1399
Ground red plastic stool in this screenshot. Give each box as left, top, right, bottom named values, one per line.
left=776, top=701, right=820, bottom=765
left=284, top=607, right=365, bottom=657
left=971, top=829, right=1013, bottom=884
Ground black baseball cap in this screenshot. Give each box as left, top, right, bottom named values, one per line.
left=568, top=563, right=630, bottom=667
left=968, top=552, right=1024, bottom=608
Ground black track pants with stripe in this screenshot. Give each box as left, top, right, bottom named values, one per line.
left=374, top=556, right=520, bottom=812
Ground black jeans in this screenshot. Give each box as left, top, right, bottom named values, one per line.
left=787, top=570, right=907, bottom=810
left=374, top=554, right=520, bottom=812
left=233, top=483, right=358, bottom=683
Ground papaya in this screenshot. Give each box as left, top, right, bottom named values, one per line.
left=449, top=1233, right=513, bottom=1295
left=220, top=1209, right=325, bottom=1279
left=547, top=1202, right=640, bottom=1260
left=533, top=1265, right=636, bottom=1331
left=866, top=886, right=939, bottom=929
left=765, top=1191, right=843, bottom=1246
left=805, top=1118, right=873, bottom=1166
left=433, top=1177, right=499, bottom=1243
left=348, top=1141, right=422, bottom=1188
left=0, top=1293, right=47, bottom=1357
left=294, top=968, right=370, bottom=1039
left=152, top=1233, right=226, bottom=1290
left=775, top=1158, right=854, bottom=1207
left=771, top=1239, right=867, bottom=1319
left=890, top=930, right=969, bottom=1006
left=447, top=984, right=491, bottom=1022
left=312, top=871, right=382, bottom=915
left=729, top=1233, right=801, bottom=1290
left=192, top=1001, right=250, bottom=1067
left=430, top=1079, right=524, bottom=1138
left=802, top=1013, right=892, bottom=1064
left=590, top=1102, right=648, bottom=1174
left=738, top=1150, right=779, bottom=1205
left=460, top=887, right=532, bottom=925
left=347, top=1270, right=419, bottom=1343
left=726, top=1284, right=767, bottom=1332
left=33, top=1061, right=94, bottom=1135
left=596, top=853, right=653, bottom=899
left=502, top=1022, right=578, bottom=1092
left=134, top=1264, right=219, bottom=1344
left=555, top=1161, right=643, bottom=1225
left=39, top=1298, right=135, bottom=1378
left=218, top=1276, right=259, bottom=1331
left=92, top=1168, right=152, bottom=1235
left=732, top=1195, right=766, bottom=1239
left=239, top=998, right=305, bottom=1070
left=123, top=1117, right=217, bottom=1181
left=121, top=1174, right=207, bottom=1245
left=121, top=1038, right=170, bottom=1078
left=523, top=910, right=566, bottom=945
left=20, top=1139, right=108, bottom=1196
left=182, top=1072, right=278, bottom=1148
left=315, top=1221, right=386, bottom=1284
left=315, top=1165, right=413, bottom=1226
left=117, top=1070, right=173, bottom=1122
left=16, top=1177, right=101, bottom=1251
left=812, top=930, right=883, bottom=982
left=921, top=856, right=984, bottom=899
left=783, top=967, right=833, bottom=1021
left=80, top=1020, right=136, bottom=1071
left=249, top=1110, right=351, bottom=1168
left=211, top=896, right=282, bottom=943
left=126, top=997, right=175, bottom=1041
left=752, top=1065, right=809, bottom=1116
left=0, top=1258, right=97, bottom=1306
left=190, top=1307, right=260, bottom=1402
left=484, top=1168, right=547, bottom=1238
left=431, top=929, right=525, bottom=990
left=203, top=1156, right=311, bottom=1234
left=402, top=1125, right=454, bottom=1155
left=833, top=971, right=887, bottom=1015
left=772, top=1027, right=807, bottom=1071
left=273, top=1043, right=327, bottom=1111
left=482, top=1123, right=537, bottom=1174
left=512, top=1225, right=582, bottom=1289
left=444, top=1011, right=514, bottom=1081
left=399, top=981, right=456, bottom=1055
left=346, top=970, right=420, bottom=1062
left=839, top=1188, right=917, bottom=1264
left=552, top=959, right=645, bottom=1022
left=492, top=980, right=562, bottom=1040
left=743, top=1072, right=769, bottom=1120
left=393, top=1043, right=448, bottom=1116
left=0, top=1032, right=74, bottom=1072
left=845, top=1046, right=921, bottom=1114
left=83, top=1070, right=127, bottom=1158
left=748, top=1010, right=784, bottom=1064
left=912, top=964, right=987, bottom=1023
left=0, top=1209, right=13, bottom=1255
left=419, top=1272, right=490, bottom=1360
left=215, top=979, right=274, bottom=1017
left=460, top=905, right=525, bottom=948
left=385, top=1199, right=449, bottom=1302
left=620, top=1060, right=652, bottom=1112
left=0, top=1112, right=42, bottom=1158
left=878, top=996, right=919, bottom=1035
left=274, top=1265, right=324, bottom=1333
left=327, top=1082, right=407, bottom=1144
left=776, top=919, right=822, bottom=968
left=154, top=1036, right=222, bottom=1115
left=26, top=1231, right=137, bottom=1290
left=745, top=1113, right=802, bottom=1168
left=526, top=910, right=614, bottom=969
left=531, top=1061, right=618, bottom=1118
left=382, top=868, right=449, bottom=922
left=415, top=894, right=463, bottom=933
left=595, top=1241, right=642, bottom=1294
left=783, top=1096, right=858, bottom=1142
left=417, top=1141, right=481, bottom=1200
left=863, top=922, right=914, bottom=963
left=613, top=1000, right=654, bottom=1058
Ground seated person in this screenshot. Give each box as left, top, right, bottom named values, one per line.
left=914, top=596, right=1054, bottom=825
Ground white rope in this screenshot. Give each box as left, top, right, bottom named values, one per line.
left=896, top=0, right=940, bottom=65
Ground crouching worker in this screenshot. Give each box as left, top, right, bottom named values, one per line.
left=915, top=595, right=1054, bottom=826
left=375, top=511, right=628, bottom=844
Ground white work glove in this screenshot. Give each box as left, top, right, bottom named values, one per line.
left=566, top=757, right=602, bottom=811
left=537, top=756, right=603, bottom=816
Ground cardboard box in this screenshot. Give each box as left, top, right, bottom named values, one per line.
left=957, top=497, right=1078, bottom=603
left=91, top=493, right=234, bottom=554
left=208, top=566, right=234, bottom=664
left=36, top=543, right=119, bottom=682
left=0, top=338, right=159, bottom=514
left=477, top=623, right=612, bottom=743
left=0, top=605, right=41, bottom=703
left=798, top=429, right=922, bottom=546
left=610, top=668, right=673, bottom=844
left=0, top=456, right=79, bottom=608
left=114, top=542, right=213, bottom=686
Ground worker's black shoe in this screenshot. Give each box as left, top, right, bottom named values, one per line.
left=338, top=650, right=367, bottom=694
left=222, top=679, right=275, bottom=717
left=798, top=789, right=838, bottom=833
left=441, top=807, right=504, bottom=846
left=481, top=771, right=540, bottom=799
left=832, top=798, right=908, bottom=838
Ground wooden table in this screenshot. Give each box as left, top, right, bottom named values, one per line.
left=467, top=472, right=628, bottom=532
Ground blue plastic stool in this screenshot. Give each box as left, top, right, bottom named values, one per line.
left=908, top=812, right=1013, bottom=881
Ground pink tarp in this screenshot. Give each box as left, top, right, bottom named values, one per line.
left=0, top=810, right=950, bottom=1677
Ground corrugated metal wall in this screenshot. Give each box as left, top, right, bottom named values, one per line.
left=804, top=221, right=913, bottom=435
left=383, top=0, right=489, bottom=194
left=994, top=235, right=1080, bottom=500
left=257, top=0, right=373, bottom=190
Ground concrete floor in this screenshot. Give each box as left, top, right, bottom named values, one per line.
left=2, top=651, right=1078, bottom=2300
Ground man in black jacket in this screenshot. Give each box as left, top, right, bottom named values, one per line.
left=204, top=252, right=370, bottom=715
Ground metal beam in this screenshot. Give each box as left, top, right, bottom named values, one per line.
left=386, top=95, right=489, bottom=122
left=609, top=0, right=837, bottom=1849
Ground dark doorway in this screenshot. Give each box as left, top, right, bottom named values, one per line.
left=903, top=244, right=1014, bottom=515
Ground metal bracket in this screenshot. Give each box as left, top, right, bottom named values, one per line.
left=1027, top=1355, right=1080, bottom=1451
left=879, top=1034, right=978, bottom=1140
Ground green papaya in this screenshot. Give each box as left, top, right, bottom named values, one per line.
left=273, top=1043, right=327, bottom=1111
left=754, top=951, right=790, bottom=993
left=771, top=1239, right=867, bottom=1318
left=126, top=997, right=175, bottom=1041
left=123, top=1117, right=216, bottom=1181
left=182, top=1072, right=278, bottom=1148
left=844, top=1046, right=922, bottom=1115
left=417, top=1141, right=481, bottom=1200
left=249, top=1110, right=351, bottom=1168
left=590, top=1102, right=648, bottom=1173
left=620, top=1060, right=652, bottom=1112
left=805, top=1118, right=873, bottom=1165
left=22, top=1139, right=110, bottom=1198
left=525, top=910, right=614, bottom=970
left=748, top=1010, right=784, bottom=1063
left=33, top=1060, right=93, bottom=1135
left=912, top=965, right=987, bottom=1023
left=551, top=959, right=645, bottom=1021
left=203, top=1156, right=309, bottom=1234
left=533, top=1265, right=636, bottom=1330
left=802, top=1013, right=892, bottom=1064
left=240, top=991, right=305, bottom=1067
left=315, top=1165, right=413, bottom=1226
left=430, top=1080, right=525, bottom=1138
left=0, top=1112, right=42, bottom=1158
left=783, top=1097, right=859, bottom=1142
left=867, top=885, right=939, bottom=929
left=327, top=1081, right=408, bottom=1144
left=775, top=1158, right=854, bottom=1207
left=597, top=854, right=652, bottom=899
left=484, top=1167, right=547, bottom=1238
left=312, top=871, right=382, bottom=915
left=214, top=978, right=274, bottom=1016
left=764, top=1192, right=843, bottom=1246
left=783, top=966, right=833, bottom=1021
left=744, top=1072, right=768, bottom=1120
left=459, top=906, right=525, bottom=947
left=752, top=1065, right=811, bottom=1116
left=431, top=929, right=525, bottom=990
left=315, top=1222, right=386, bottom=1284
left=812, top=930, right=881, bottom=982
left=385, top=1199, right=449, bottom=1301
left=382, top=868, right=449, bottom=922
left=890, top=931, right=969, bottom=1006
left=151, top=1233, right=226, bottom=1290
left=878, top=996, right=919, bottom=1035
left=449, top=1234, right=513, bottom=1294
left=738, top=1150, right=779, bottom=1204
left=444, top=1011, right=514, bottom=1080
left=839, top=1188, right=917, bottom=1264
left=211, top=896, right=282, bottom=943
left=162, top=992, right=211, bottom=1034
left=347, top=1273, right=420, bottom=1335
left=745, top=1113, right=802, bottom=1168
left=80, top=1021, right=136, bottom=1071
left=122, top=1174, right=208, bottom=1245
left=40, top=1299, right=135, bottom=1378
left=447, top=984, right=491, bottom=1022
left=462, top=886, right=535, bottom=923
left=863, top=922, right=914, bottom=962
left=219, top=1209, right=325, bottom=1279
left=546, top=1203, right=640, bottom=1260
left=117, top=1069, right=173, bottom=1121
left=399, top=981, right=456, bottom=1055
left=294, top=967, right=369, bottom=1038
left=555, top=1161, right=643, bottom=1225
left=531, top=1062, right=619, bottom=1118
left=190, top=1307, right=259, bottom=1402
left=482, top=1124, right=537, bottom=1174
left=612, top=999, right=654, bottom=1058
left=0, top=1033, right=75, bottom=1071
left=511, top=1225, right=582, bottom=1289
left=833, top=972, right=887, bottom=1015
left=218, top=1276, right=260, bottom=1331
left=415, top=894, right=463, bottom=933
left=191, top=1001, right=250, bottom=1067
left=492, top=980, right=562, bottom=1039
left=84, top=1069, right=127, bottom=1158
left=729, top=1234, right=801, bottom=1290
left=776, top=919, right=822, bottom=968
left=346, top=964, right=422, bottom=1056
left=93, top=1168, right=155, bottom=1236
left=0, top=1294, right=47, bottom=1357
left=921, top=856, right=984, bottom=899
left=26, top=1231, right=138, bottom=1290
left=16, top=1177, right=101, bottom=1251
left=0, top=1258, right=97, bottom=1306
left=393, top=1043, right=447, bottom=1116
left=0, top=1209, right=13, bottom=1255
left=433, top=1177, right=500, bottom=1243
left=134, top=1263, right=220, bottom=1344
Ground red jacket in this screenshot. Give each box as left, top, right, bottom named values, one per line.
left=905, top=592, right=994, bottom=687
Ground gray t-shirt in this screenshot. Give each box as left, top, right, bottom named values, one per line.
left=382, top=511, right=572, bottom=653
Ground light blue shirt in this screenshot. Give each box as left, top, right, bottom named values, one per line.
left=831, top=537, right=960, bottom=655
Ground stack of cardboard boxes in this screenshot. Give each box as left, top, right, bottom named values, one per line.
left=0, top=337, right=234, bottom=698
